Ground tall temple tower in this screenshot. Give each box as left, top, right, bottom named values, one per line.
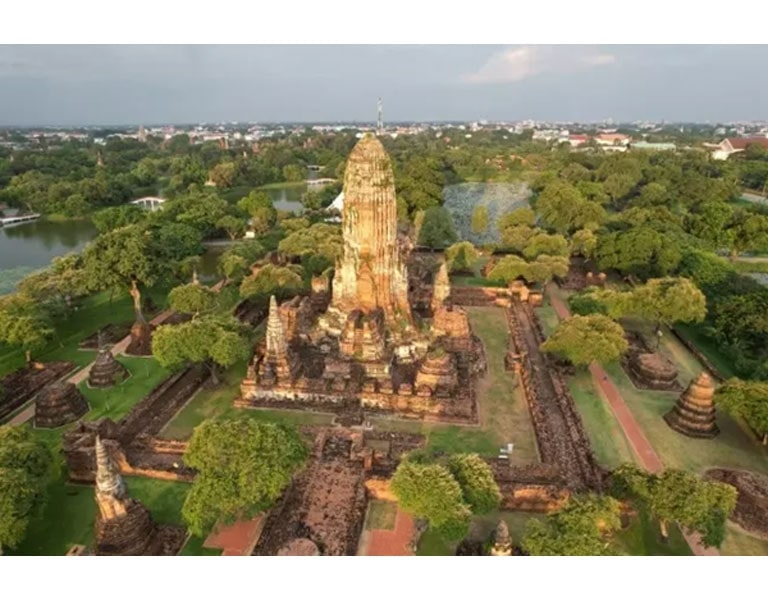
left=329, top=134, right=411, bottom=325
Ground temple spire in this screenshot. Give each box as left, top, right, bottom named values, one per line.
left=266, top=295, right=288, bottom=359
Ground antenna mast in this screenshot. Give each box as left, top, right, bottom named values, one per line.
left=377, top=97, right=383, bottom=134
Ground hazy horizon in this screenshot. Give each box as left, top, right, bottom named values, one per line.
left=1, top=45, right=767, bottom=126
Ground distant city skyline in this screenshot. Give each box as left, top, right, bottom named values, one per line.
left=1, top=45, right=767, bottom=126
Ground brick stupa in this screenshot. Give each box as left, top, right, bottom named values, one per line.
left=88, top=348, right=129, bottom=388
left=34, top=382, right=89, bottom=428
left=664, top=371, right=719, bottom=438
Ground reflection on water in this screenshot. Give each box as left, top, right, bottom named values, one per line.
left=266, top=185, right=305, bottom=213
left=0, top=219, right=97, bottom=271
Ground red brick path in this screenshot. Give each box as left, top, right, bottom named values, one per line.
left=546, top=284, right=719, bottom=556
left=362, top=508, right=415, bottom=556
left=204, top=515, right=266, bottom=556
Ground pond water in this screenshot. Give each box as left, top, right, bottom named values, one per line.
left=0, top=219, right=97, bottom=295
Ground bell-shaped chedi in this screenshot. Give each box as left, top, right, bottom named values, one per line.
left=489, top=520, right=513, bottom=556
left=664, top=371, right=719, bottom=438
left=34, top=381, right=89, bottom=428
left=415, top=346, right=458, bottom=395
left=88, top=348, right=129, bottom=388
left=94, top=436, right=164, bottom=556
left=329, top=134, right=411, bottom=326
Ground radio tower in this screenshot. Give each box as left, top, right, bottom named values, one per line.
left=377, top=97, right=383, bottom=135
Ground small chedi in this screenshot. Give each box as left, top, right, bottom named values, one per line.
left=628, top=352, right=679, bottom=391
left=93, top=436, right=185, bottom=556
left=34, top=381, right=89, bottom=428
left=240, top=134, right=480, bottom=422
left=489, top=519, right=513, bottom=556
left=88, top=347, right=129, bottom=388
left=664, top=371, right=719, bottom=438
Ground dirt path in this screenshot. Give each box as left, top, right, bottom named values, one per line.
left=546, top=283, right=719, bottom=556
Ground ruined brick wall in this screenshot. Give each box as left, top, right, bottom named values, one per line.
left=451, top=286, right=510, bottom=307
left=0, top=361, right=75, bottom=422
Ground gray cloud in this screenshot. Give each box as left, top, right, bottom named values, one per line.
left=0, top=45, right=766, bottom=125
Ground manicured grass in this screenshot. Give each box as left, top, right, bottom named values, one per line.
left=569, top=371, right=637, bottom=469
left=602, top=359, right=768, bottom=477
left=450, top=275, right=506, bottom=288
left=614, top=509, right=692, bottom=556
left=0, top=286, right=170, bottom=377
left=674, top=322, right=737, bottom=380
left=424, top=426, right=499, bottom=456
left=10, top=471, right=190, bottom=556
left=721, top=524, right=768, bottom=556
left=466, top=307, right=539, bottom=462
left=364, top=500, right=398, bottom=531
left=79, top=357, right=171, bottom=421
left=416, top=526, right=455, bottom=556
left=180, top=535, right=223, bottom=556
left=534, top=304, right=559, bottom=337
left=160, top=359, right=335, bottom=440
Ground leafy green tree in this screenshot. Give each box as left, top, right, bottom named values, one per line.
left=595, top=227, right=683, bottom=279
left=239, top=264, right=304, bottom=301
left=92, top=205, right=146, bottom=233
left=0, top=425, right=53, bottom=553
left=500, top=225, right=536, bottom=253
left=417, top=207, right=459, bottom=249
left=624, top=277, right=707, bottom=332
left=446, top=454, right=501, bottom=515
left=726, top=210, right=768, bottom=258
left=498, top=206, right=536, bottom=231
left=570, top=229, right=597, bottom=258
left=602, top=173, right=636, bottom=205
left=208, top=161, right=237, bottom=188
left=390, top=460, right=471, bottom=541
left=611, top=464, right=737, bottom=547
left=521, top=494, right=622, bottom=556
left=16, top=253, right=89, bottom=310
left=0, top=294, right=54, bottom=363
left=686, top=202, right=735, bottom=250
left=576, top=181, right=610, bottom=205
left=82, top=224, right=165, bottom=297
left=182, top=419, right=307, bottom=536
left=634, top=182, right=669, bottom=207
left=445, top=241, right=480, bottom=274
left=396, top=157, right=446, bottom=216
left=163, top=188, right=229, bottom=238
left=541, top=315, right=627, bottom=366
left=282, top=164, right=305, bottom=182
left=560, top=162, right=592, bottom=183
left=536, top=182, right=605, bottom=234
left=216, top=215, right=247, bottom=241
left=523, top=232, right=569, bottom=259
left=168, top=282, right=217, bottom=317
left=487, top=255, right=529, bottom=283
left=568, top=289, right=609, bottom=316
left=152, top=316, right=250, bottom=384
left=280, top=216, right=310, bottom=234
left=238, top=191, right=277, bottom=235
left=526, top=255, right=570, bottom=286
left=470, top=205, right=489, bottom=236
left=714, top=379, right=768, bottom=444
left=278, top=223, right=343, bottom=263
left=150, top=223, right=204, bottom=263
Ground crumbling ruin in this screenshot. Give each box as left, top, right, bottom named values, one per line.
left=93, top=436, right=185, bottom=556
left=0, top=361, right=74, bottom=422
left=34, top=381, right=89, bottom=428
left=706, top=469, right=768, bottom=538
left=240, top=135, right=482, bottom=423
left=88, top=348, right=129, bottom=388
left=664, top=371, right=719, bottom=438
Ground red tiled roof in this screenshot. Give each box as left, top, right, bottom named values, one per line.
left=726, top=137, right=768, bottom=150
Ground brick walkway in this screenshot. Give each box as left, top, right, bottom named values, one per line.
left=204, top=515, right=266, bottom=556
left=361, top=508, right=415, bottom=556
left=546, top=283, right=718, bottom=556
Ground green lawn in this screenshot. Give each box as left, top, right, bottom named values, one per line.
left=615, top=509, right=692, bottom=556
left=0, top=286, right=170, bottom=377
left=79, top=357, right=170, bottom=421
left=569, top=371, right=637, bottom=469
left=721, top=523, right=768, bottom=556
left=364, top=500, right=398, bottom=531
left=10, top=472, right=190, bottom=556
left=603, top=360, right=768, bottom=477
left=160, top=359, right=335, bottom=440
left=180, top=535, right=223, bottom=556
left=535, top=304, right=559, bottom=337
left=674, top=322, right=737, bottom=380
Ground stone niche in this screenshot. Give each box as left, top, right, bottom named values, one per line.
left=35, top=382, right=89, bottom=428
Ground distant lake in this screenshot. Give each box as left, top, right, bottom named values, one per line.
left=0, top=219, right=97, bottom=295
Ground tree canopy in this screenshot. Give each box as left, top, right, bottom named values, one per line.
left=714, top=378, right=768, bottom=443
left=444, top=241, right=480, bottom=274
left=541, top=314, right=628, bottom=366
left=182, top=419, right=307, bottom=536
left=239, top=264, right=304, bottom=301
left=417, top=206, right=459, bottom=249
left=446, top=454, right=501, bottom=515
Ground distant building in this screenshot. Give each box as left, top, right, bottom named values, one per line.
left=712, top=136, right=768, bottom=160
left=595, top=132, right=631, bottom=146
left=568, top=134, right=589, bottom=147
left=630, top=141, right=676, bottom=152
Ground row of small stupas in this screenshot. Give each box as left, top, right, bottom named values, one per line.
left=240, top=135, right=481, bottom=420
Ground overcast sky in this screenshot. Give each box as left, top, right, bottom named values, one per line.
left=0, top=45, right=766, bottom=126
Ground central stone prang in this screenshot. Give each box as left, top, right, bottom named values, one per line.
left=239, top=134, right=480, bottom=423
